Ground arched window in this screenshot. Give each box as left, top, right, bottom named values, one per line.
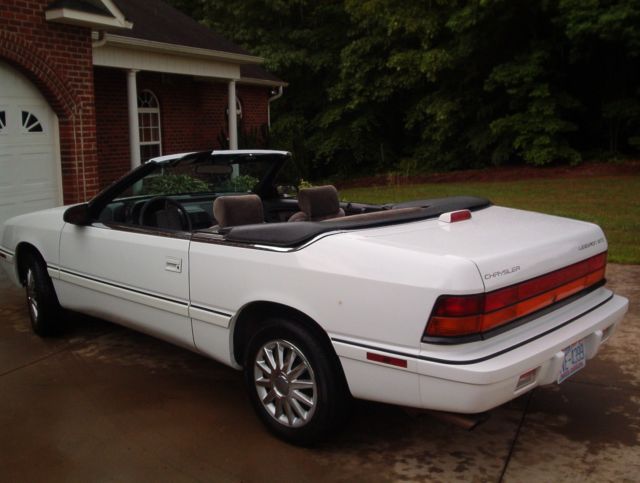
left=235, top=97, right=243, bottom=120
left=225, top=97, right=243, bottom=122
left=137, top=90, right=162, bottom=162
left=224, top=97, right=243, bottom=148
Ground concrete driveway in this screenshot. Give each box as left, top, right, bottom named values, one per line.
left=0, top=265, right=638, bottom=482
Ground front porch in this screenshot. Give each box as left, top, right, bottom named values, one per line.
left=93, top=66, right=271, bottom=188
left=92, top=29, right=282, bottom=189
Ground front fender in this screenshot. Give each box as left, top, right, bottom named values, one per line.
left=1, top=206, right=68, bottom=284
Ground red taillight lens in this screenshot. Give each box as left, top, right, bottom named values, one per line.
left=425, top=252, right=607, bottom=339
left=433, top=294, right=484, bottom=316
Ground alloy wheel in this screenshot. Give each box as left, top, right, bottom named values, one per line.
left=26, top=268, right=39, bottom=323
left=253, top=339, right=317, bottom=428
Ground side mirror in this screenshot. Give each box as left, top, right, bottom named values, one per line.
left=63, top=203, right=92, bottom=225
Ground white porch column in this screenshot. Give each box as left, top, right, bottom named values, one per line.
left=228, top=80, right=238, bottom=150
left=127, top=69, right=141, bottom=169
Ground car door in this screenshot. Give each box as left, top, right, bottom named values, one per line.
left=57, top=223, right=194, bottom=349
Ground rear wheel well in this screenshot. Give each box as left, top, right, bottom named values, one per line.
left=15, top=243, right=45, bottom=286
left=233, top=302, right=340, bottom=371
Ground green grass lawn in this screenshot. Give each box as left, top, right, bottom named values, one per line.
left=340, top=175, right=640, bottom=264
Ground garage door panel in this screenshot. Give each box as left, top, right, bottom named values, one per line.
left=0, top=60, right=60, bottom=229
left=0, top=146, right=58, bottom=189
left=16, top=195, right=59, bottom=213
left=0, top=204, right=18, bottom=224
left=0, top=200, right=57, bottom=227
left=15, top=134, right=54, bottom=147
left=0, top=152, right=17, bottom=191
left=19, top=152, right=58, bottom=184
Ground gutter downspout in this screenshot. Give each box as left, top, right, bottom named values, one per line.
left=267, top=85, right=283, bottom=129
left=92, top=30, right=107, bottom=48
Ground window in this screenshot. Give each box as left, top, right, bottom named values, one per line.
left=226, top=97, right=243, bottom=121
left=0, top=111, right=5, bottom=133
left=21, top=111, right=43, bottom=133
left=223, top=97, right=243, bottom=147
left=137, top=90, right=162, bottom=162
left=112, top=155, right=271, bottom=202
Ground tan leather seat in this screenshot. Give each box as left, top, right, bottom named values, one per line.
left=213, top=194, right=264, bottom=228
left=288, top=185, right=345, bottom=222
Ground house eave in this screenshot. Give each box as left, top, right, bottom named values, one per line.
left=237, top=77, right=288, bottom=88
left=97, top=33, right=264, bottom=65
left=46, top=8, right=132, bottom=30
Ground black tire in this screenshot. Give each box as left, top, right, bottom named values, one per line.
left=24, top=255, right=61, bottom=337
left=243, top=318, right=350, bottom=445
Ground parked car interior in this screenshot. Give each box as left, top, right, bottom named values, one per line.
left=92, top=151, right=491, bottom=247
left=212, top=194, right=264, bottom=229
left=288, top=185, right=345, bottom=222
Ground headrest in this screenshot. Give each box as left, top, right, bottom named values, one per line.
left=213, top=194, right=264, bottom=228
left=297, top=185, right=341, bottom=219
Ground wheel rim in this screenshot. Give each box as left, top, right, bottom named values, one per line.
left=253, top=339, right=317, bottom=428
left=26, top=268, right=39, bottom=323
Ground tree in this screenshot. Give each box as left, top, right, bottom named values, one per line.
left=169, top=0, right=640, bottom=178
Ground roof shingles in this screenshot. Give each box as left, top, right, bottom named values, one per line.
left=47, top=0, right=284, bottom=84
left=110, top=0, right=250, bottom=56
left=47, top=0, right=113, bottom=17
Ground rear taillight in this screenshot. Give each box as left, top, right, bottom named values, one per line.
left=425, top=252, right=607, bottom=340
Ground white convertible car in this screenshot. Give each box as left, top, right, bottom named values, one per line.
left=0, top=150, right=629, bottom=444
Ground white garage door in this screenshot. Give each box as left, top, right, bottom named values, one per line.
left=0, top=60, right=61, bottom=232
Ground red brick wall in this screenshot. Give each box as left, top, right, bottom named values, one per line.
left=94, top=67, right=271, bottom=188
left=0, top=0, right=98, bottom=203
left=93, top=67, right=128, bottom=186
left=196, top=79, right=228, bottom=148
left=238, top=85, right=270, bottom=136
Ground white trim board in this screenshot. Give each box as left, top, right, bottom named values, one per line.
left=93, top=43, right=241, bottom=80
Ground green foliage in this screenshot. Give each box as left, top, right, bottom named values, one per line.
left=142, top=174, right=210, bottom=195
left=486, top=50, right=581, bottom=165
left=168, top=0, right=640, bottom=177
left=217, top=174, right=259, bottom=193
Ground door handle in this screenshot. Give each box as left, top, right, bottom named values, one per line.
left=165, top=257, right=182, bottom=273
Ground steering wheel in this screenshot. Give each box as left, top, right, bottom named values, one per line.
left=139, top=196, right=192, bottom=231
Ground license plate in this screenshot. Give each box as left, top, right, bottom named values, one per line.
left=558, top=339, right=586, bottom=383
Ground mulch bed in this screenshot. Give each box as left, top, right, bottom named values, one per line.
left=335, top=161, right=640, bottom=189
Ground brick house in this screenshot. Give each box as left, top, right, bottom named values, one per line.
left=0, top=0, right=285, bottom=227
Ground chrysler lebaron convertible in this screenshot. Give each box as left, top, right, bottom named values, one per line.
left=0, top=149, right=629, bottom=444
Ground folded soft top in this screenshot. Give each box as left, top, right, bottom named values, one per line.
left=218, top=196, right=491, bottom=248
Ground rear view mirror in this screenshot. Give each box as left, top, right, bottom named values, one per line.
left=63, top=203, right=92, bottom=225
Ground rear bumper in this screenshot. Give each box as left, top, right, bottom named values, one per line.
left=333, top=291, right=628, bottom=413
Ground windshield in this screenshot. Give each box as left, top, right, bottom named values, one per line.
left=92, top=151, right=300, bottom=230
left=115, top=156, right=276, bottom=200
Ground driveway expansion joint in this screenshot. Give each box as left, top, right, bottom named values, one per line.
left=498, top=389, right=534, bottom=483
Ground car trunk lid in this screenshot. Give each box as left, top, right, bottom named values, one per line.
left=356, top=205, right=608, bottom=291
